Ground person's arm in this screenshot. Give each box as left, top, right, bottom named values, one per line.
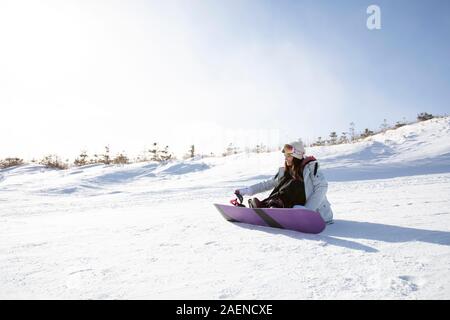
left=304, top=162, right=328, bottom=211
left=236, top=170, right=280, bottom=196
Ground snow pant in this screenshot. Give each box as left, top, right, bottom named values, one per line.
left=249, top=178, right=306, bottom=208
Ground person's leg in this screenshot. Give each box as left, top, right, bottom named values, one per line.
left=249, top=197, right=264, bottom=208
left=267, top=197, right=284, bottom=208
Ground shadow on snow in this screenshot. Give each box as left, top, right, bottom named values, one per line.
left=230, top=219, right=450, bottom=253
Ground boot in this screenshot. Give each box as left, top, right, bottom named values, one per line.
left=248, top=197, right=263, bottom=208
left=267, top=197, right=284, bottom=208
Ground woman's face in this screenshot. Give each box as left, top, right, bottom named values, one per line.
left=285, top=154, right=294, bottom=166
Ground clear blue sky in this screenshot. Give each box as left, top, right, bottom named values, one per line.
left=1, top=0, right=449, bottom=159
left=184, top=0, right=450, bottom=134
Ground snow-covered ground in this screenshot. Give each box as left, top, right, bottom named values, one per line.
left=1, top=117, right=450, bottom=299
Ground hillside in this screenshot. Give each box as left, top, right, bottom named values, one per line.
left=0, top=117, right=449, bottom=299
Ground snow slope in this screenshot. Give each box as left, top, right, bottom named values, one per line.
left=313, top=117, right=450, bottom=181
left=1, top=117, right=450, bottom=299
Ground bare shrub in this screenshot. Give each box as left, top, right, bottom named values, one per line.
left=417, top=112, right=434, bottom=121
left=74, top=150, right=89, bottom=166
left=39, top=155, right=68, bottom=170
left=0, top=157, right=24, bottom=169
left=112, top=153, right=129, bottom=165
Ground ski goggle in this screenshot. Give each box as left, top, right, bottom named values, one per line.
left=282, top=144, right=296, bottom=155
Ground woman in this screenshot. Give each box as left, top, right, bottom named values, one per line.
left=235, top=140, right=334, bottom=224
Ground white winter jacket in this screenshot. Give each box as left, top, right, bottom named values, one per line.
left=242, top=160, right=334, bottom=223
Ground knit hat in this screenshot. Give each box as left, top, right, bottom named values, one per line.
left=282, top=140, right=305, bottom=160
